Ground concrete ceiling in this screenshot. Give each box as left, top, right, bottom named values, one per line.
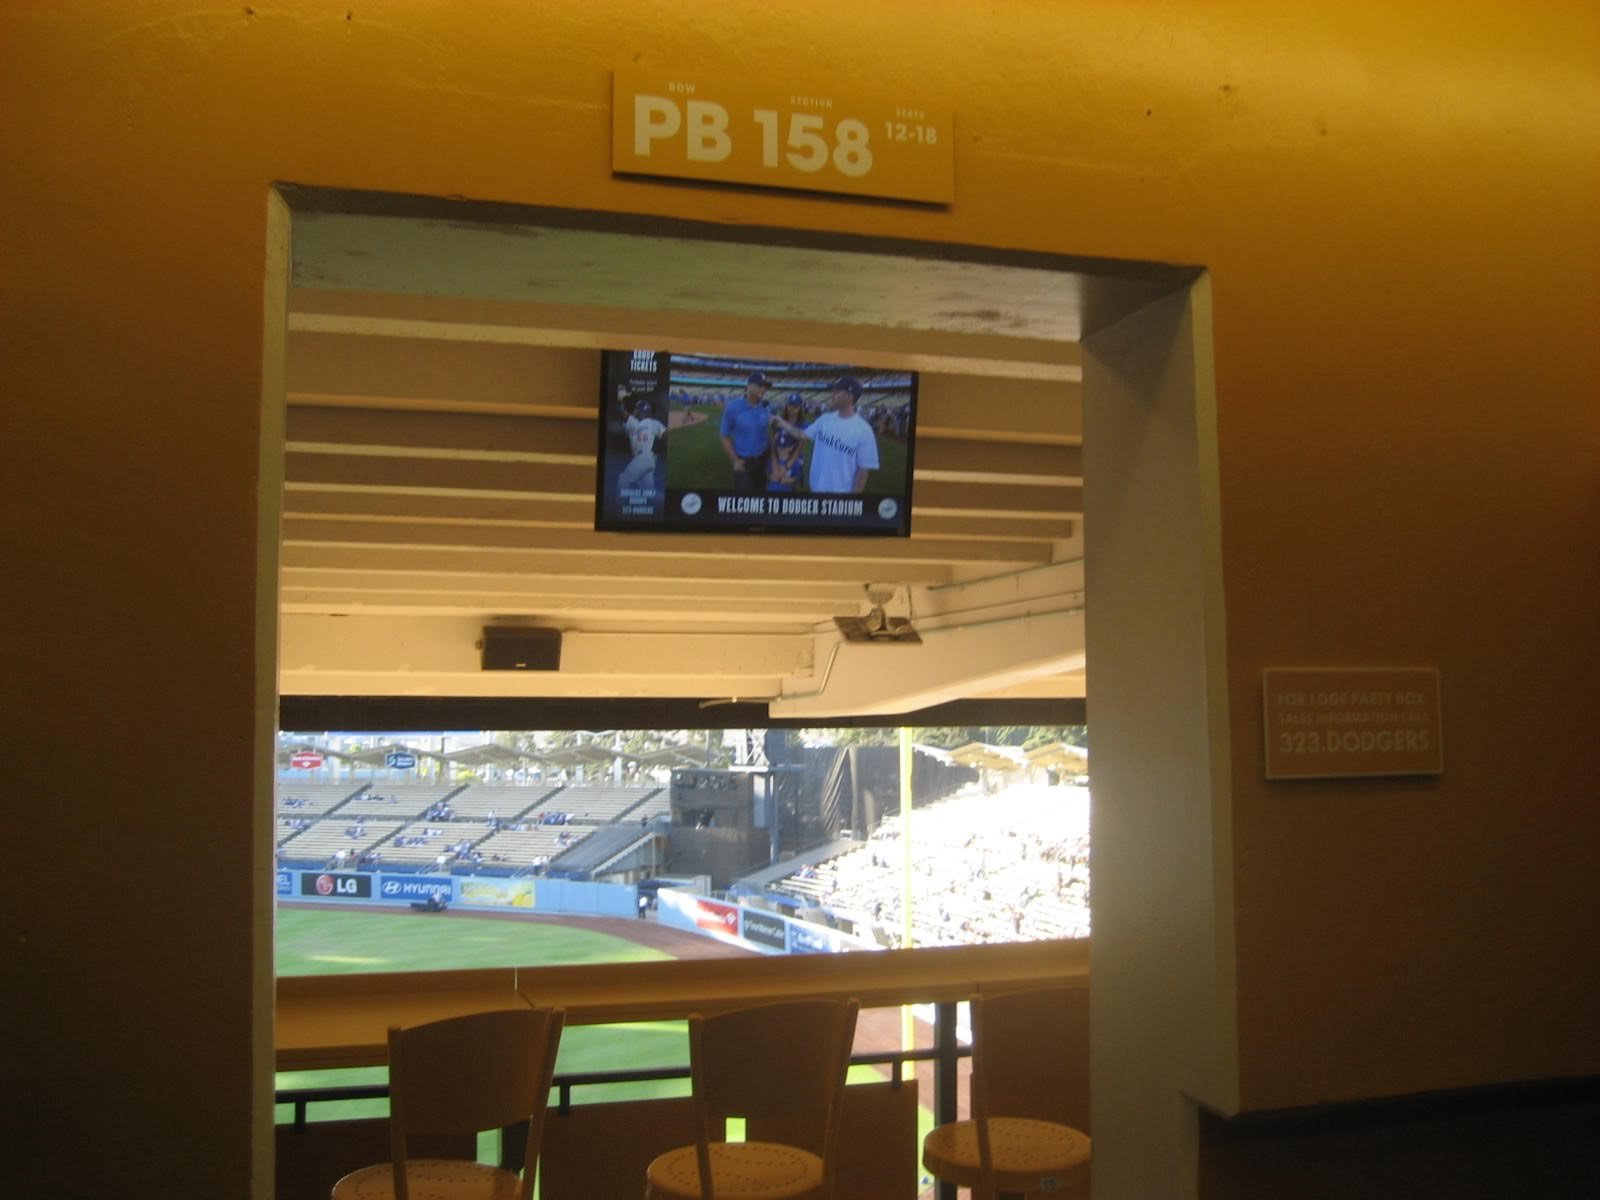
left=277, top=211, right=1175, bottom=716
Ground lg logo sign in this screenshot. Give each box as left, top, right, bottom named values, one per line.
left=299, top=872, right=371, bottom=899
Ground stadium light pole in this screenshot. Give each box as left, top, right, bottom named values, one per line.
left=900, top=726, right=916, bottom=1057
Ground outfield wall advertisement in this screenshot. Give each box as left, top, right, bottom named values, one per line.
left=378, top=875, right=456, bottom=903
left=459, top=877, right=536, bottom=908
left=278, top=870, right=858, bottom=945
left=655, top=887, right=871, bottom=956
left=277, top=869, right=636, bottom=918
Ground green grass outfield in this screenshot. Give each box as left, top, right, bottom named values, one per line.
left=276, top=906, right=668, bottom=976
left=276, top=907, right=689, bottom=1123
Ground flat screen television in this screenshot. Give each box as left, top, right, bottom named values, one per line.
left=595, top=350, right=917, bottom=536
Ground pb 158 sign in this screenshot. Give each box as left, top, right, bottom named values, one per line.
left=613, top=68, right=954, bottom=203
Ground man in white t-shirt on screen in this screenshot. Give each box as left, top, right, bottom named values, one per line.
left=777, top=375, right=879, bottom=493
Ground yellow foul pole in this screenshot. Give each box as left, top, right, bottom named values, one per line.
left=900, top=727, right=915, bottom=1056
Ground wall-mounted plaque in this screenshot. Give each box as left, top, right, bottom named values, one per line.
left=1263, top=667, right=1443, bottom=780
left=613, top=68, right=954, bottom=203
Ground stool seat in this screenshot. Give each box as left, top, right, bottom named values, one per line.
left=332, top=1157, right=522, bottom=1199
left=922, top=1117, right=1091, bottom=1195
left=646, top=1140, right=825, bottom=1199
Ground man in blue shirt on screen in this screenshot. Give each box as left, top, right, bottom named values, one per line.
left=720, top=370, right=773, bottom=491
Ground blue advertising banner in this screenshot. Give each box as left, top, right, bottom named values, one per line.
left=385, top=751, right=418, bottom=769
left=276, top=870, right=292, bottom=896
left=788, top=922, right=837, bottom=955
left=379, top=875, right=454, bottom=902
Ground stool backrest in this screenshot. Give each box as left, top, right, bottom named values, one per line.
left=385, top=1006, right=565, bottom=1200
left=688, top=998, right=860, bottom=1198
left=971, top=984, right=1090, bottom=1133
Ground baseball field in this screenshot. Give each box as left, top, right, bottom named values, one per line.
left=277, top=904, right=713, bottom=1124
left=274, top=903, right=920, bottom=1114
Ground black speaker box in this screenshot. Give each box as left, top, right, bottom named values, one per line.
left=481, top=626, right=562, bottom=671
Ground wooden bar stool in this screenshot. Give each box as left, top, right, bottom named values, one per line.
left=645, top=998, right=860, bottom=1200
left=331, top=1005, right=565, bottom=1200
left=921, top=986, right=1091, bottom=1199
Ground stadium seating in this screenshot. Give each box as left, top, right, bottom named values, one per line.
left=443, top=782, right=562, bottom=821
left=473, top=826, right=579, bottom=872
left=274, top=782, right=367, bottom=818
left=768, top=783, right=1091, bottom=946
left=528, top=784, right=662, bottom=825
left=375, top=821, right=497, bottom=869
left=270, top=777, right=670, bottom=875
left=629, top=791, right=672, bottom=822
left=338, top=784, right=460, bottom=820
left=276, top=818, right=406, bottom=867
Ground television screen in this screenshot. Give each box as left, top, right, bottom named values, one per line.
left=595, top=350, right=917, bottom=536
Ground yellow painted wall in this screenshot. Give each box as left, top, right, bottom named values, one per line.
left=4, top=2, right=1597, bottom=1195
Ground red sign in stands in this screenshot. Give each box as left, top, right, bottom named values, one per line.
left=694, top=899, right=739, bottom=936
left=289, top=751, right=324, bottom=769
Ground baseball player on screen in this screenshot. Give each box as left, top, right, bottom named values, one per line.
left=618, top=393, right=667, bottom=493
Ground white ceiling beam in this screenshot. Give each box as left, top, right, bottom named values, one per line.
left=915, top=559, right=1087, bottom=623
left=288, top=292, right=1083, bottom=383
left=769, top=608, right=1086, bottom=719
left=280, top=567, right=867, bottom=603
left=279, top=595, right=832, bottom=630
left=285, top=404, right=1081, bottom=482
left=285, top=328, right=1081, bottom=432
left=280, top=518, right=1049, bottom=568
left=280, top=544, right=959, bottom=585
left=283, top=452, right=1082, bottom=518
left=279, top=613, right=809, bottom=689
left=281, top=487, right=1075, bottom=542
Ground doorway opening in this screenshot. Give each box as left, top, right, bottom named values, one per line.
left=263, top=187, right=1232, bottom=1196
